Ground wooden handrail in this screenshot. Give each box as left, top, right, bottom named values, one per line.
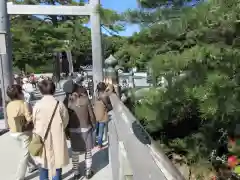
left=108, top=93, right=185, bottom=180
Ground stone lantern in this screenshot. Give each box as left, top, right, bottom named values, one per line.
left=104, top=55, right=118, bottom=83
left=104, top=54, right=120, bottom=97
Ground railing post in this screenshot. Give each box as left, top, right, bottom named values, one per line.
left=119, top=142, right=133, bottom=180
left=128, top=67, right=136, bottom=88
left=104, top=55, right=120, bottom=142
left=108, top=117, right=120, bottom=180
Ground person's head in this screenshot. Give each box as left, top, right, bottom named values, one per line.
left=22, top=77, right=28, bottom=84
left=38, top=79, right=56, bottom=95
left=14, top=74, right=19, bottom=79
left=73, top=84, right=88, bottom=97
left=7, top=84, right=24, bottom=101
left=97, top=82, right=107, bottom=92
left=63, top=79, right=74, bottom=94
left=75, top=76, right=84, bottom=85
left=106, top=83, right=115, bottom=93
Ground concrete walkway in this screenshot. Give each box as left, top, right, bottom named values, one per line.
left=0, top=133, right=112, bottom=180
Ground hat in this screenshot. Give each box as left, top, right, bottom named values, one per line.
left=63, top=79, right=74, bottom=94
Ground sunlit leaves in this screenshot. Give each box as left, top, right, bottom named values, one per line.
left=127, top=0, right=240, bottom=176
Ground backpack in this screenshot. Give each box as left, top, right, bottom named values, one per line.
left=94, top=94, right=112, bottom=122
left=94, top=99, right=107, bottom=122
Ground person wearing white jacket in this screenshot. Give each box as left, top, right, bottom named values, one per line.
left=22, top=78, right=34, bottom=105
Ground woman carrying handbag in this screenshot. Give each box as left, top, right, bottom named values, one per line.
left=31, top=80, right=69, bottom=180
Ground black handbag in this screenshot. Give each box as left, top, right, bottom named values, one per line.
left=14, top=116, right=33, bottom=132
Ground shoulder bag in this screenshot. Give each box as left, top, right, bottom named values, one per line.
left=14, top=116, right=33, bottom=132
left=28, top=101, right=59, bottom=156
left=100, top=96, right=113, bottom=112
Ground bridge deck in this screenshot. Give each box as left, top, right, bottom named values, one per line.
left=0, top=86, right=112, bottom=180
left=0, top=133, right=112, bottom=180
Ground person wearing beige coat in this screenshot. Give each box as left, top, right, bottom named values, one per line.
left=32, top=80, right=69, bottom=180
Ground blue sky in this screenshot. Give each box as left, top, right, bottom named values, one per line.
left=99, top=0, right=140, bottom=36
left=40, top=0, right=200, bottom=36
left=101, top=0, right=138, bottom=13
left=38, top=0, right=140, bottom=36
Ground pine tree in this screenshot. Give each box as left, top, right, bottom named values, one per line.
left=121, top=0, right=240, bottom=178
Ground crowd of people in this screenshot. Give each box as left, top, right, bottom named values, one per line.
left=6, top=76, right=113, bottom=180
left=14, top=72, right=51, bottom=87
left=13, top=73, right=53, bottom=109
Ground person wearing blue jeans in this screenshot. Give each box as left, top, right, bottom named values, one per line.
left=39, top=168, right=62, bottom=180
left=97, top=122, right=106, bottom=148
left=94, top=82, right=113, bottom=149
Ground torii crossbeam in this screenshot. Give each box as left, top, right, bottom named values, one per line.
left=7, top=4, right=93, bottom=15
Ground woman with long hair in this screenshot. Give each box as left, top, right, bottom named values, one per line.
left=67, top=84, right=96, bottom=179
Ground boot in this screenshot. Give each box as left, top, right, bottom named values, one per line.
left=73, top=173, right=81, bottom=180
left=85, top=169, right=94, bottom=179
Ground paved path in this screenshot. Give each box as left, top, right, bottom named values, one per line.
left=0, top=81, right=112, bottom=180
left=0, top=133, right=112, bottom=180
left=0, top=91, right=112, bottom=179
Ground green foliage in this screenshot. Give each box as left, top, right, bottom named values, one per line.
left=137, top=0, right=201, bottom=8
left=125, top=0, right=240, bottom=178
left=25, top=64, right=35, bottom=73
left=99, top=6, right=125, bottom=34
left=13, top=66, right=21, bottom=74
left=10, top=0, right=126, bottom=71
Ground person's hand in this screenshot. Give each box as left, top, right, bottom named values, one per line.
left=92, top=123, right=96, bottom=130
left=65, top=128, right=70, bottom=140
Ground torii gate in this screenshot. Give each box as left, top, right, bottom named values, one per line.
left=0, top=0, right=103, bottom=93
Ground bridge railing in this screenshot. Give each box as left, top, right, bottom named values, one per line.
left=108, top=93, right=185, bottom=180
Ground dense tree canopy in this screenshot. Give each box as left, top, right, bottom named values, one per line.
left=120, top=0, right=240, bottom=179
left=10, top=0, right=125, bottom=72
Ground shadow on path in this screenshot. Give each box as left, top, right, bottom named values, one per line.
left=92, top=147, right=109, bottom=173
left=24, top=147, right=109, bottom=180
left=25, top=171, right=39, bottom=180
left=63, top=147, right=109, bottom=180
left=0, top=129, right=8, bottom=136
